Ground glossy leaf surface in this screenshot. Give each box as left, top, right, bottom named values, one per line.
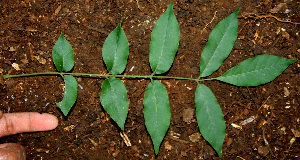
left=195, top=84, right=225, bottom=157
left=57, top=75, right=77, bottom=116
left=217, top=55, right=296, bottom=86
left=102, top=21, right=129, bottom=75
left=100, top=77, right=128, bottom=130
left=143, top=80, right=171, bottom=155
left=149, top=2, right=180, bottom=74
left=200, top=9, right=239, bottom=77
left=52, top=33, right=74, bottom=72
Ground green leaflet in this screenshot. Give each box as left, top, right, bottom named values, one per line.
left=200, top=9, right=239, bottom=77
left=52, top=33, right=74, bottom=72
left=143, top=80, right=171, bottom=155
left=100, top=77, right=129, bottom=130
left=149, top=2, right=180, bottom=74
left=195, top=84, right=225, bottom=157
left=52, top=33, right=77, bottom=116
left=102, top=20, right=129, bottom=75
left=56, top=75, right=77, bottom=116
left=217, top=55, right=296, bottom=86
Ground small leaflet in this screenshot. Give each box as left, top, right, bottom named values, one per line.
left=100, top=77, right=129, bottom=130
left=102, top=20, right=129, bottom=75
left=149, top=2, right=180, bottom=74
left=195, top=84, right=225, bottom=157
left=52, top=33, right=74, bottom=72
left=56, top=75, right=77, bottom=116
left=217, top=55, right=296, bottom=86
left=143, top=80, right=171, bottom=155
left=200, top=9, right=239, bottom=77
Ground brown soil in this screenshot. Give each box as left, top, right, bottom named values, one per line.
left=0, top=0, right=299, bottom=159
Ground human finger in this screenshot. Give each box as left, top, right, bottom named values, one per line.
left=0, top=143, right=25, bottom=160
left=0, top=112, right=58, bottom=138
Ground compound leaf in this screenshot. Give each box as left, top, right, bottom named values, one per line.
left=57, top=75, right=77, bottom=116
left=102, top=20, right=129, bottom=75
left=217, top=55, right=296, bottom=86
left=200, top=9, right=239, bottom=77
left=52, top=33, right=74, bottom=72
left=195, top=84, right=225, bottom=157
left=143, top=80, right=171, bottom=155
left=100, top=77, right=128, bottom=130
left=149, top=2, right=180, bottom=74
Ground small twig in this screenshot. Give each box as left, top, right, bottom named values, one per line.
left=236, top=156, right=246, bottom=160
left=136, top=0, right=140, bottom=10
left=120, top=131, right=132, bottom=146
left=166, top=136, right=190, bottom=144
left=258, top=95, right=272, bottom=111
left=239, top=13, right=300, bottom=25
left=258, top=88, right=281, bottom=111
left=262, top=127, right=274, bottom=156
left=262, top=128, right=269, bottom=146
left=12, top=28, right=38, bottom=32
left=84, top=25, right=110, bottom=35
left=200, top=11, right=218, bottom=36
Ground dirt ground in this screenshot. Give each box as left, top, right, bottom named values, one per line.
left=0, top=0, right=299, bottom=159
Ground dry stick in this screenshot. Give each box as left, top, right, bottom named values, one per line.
left=240, top=14, right=300, bottom=25
left=84, top=25, right=110, bottom=35
left=258, top=95, right=272, bottom=111
left=236, top=156, right=246, bottom=160
left=136, top=0, right=140, bottom=10
left=258, top=88, right=282, bottom=111
left=166, top=135, right=190, bottom=144
left=262, top=127, right=275, bottom=156
left=200, top=11, right=218, bottom=37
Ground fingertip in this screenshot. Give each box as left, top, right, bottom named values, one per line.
left=42, top=113, right=59, bottom=130
left=31, top=113, right=59, bottom=131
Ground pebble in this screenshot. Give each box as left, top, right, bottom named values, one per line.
left=189, top=132, right=201, bottom=142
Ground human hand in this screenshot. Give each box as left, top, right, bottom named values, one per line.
left=0, top=112, right=58, bottom=160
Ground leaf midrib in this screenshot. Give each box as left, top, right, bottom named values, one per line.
left=199, top=87, right=216, bottom=139
left=112, top=27, right=121, bottom=74
left=153, top=82, right=159, bottom=133
left=155, top=10, right=172, bottom=74
left=109, top=79, right=122, bottom=122
left=218, top=64, right=279, bottom=79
